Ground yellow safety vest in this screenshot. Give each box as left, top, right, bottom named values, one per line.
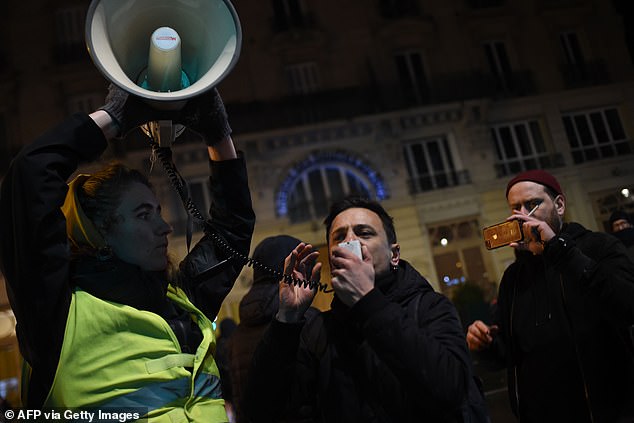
left=44, top=285, right=227, bottom=423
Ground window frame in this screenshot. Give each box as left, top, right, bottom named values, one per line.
left=483, top=40, right=513, bottom=91
left=402, top=134, right=466, bottom=193
left=55, top=5, right=88, bottom=63
left=490, top=119, right=550, bottom=175
left=562, top=107, right=630, bottom=164
left=285, top=62, right=321, bottom=95
left=285, top=164, right=373, bottom=223
left=559, top=30, right=585, bottom=65
left=394, top=50, right=430, bottom=106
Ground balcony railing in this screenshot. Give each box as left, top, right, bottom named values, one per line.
left=466, top=0, right=506, bottom=9
left=379, top=0, right=420, bottom=19
left=570, top=139, right=633, bottom=164
left=0, top=51, right=8, bottom=73
left=537, top=0, right=587, bottom=10
left=270, top=12, right=316, bottom=33
left=494, top=153, right=565, bottom=177
left=407, top=169, right=471, bottom=194
left=54, top=42, right=90, bottom=65
left=229, top=86, right=380, bottom=133
left=229, top=71, right=536, bottom=134
left=560, top=60, right=610, bottom=89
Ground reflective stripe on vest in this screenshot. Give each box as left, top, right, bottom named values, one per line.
left=97, top=372, right=222, bottom=410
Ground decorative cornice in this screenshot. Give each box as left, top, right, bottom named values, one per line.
left=258, top=122, right=375, bottom=152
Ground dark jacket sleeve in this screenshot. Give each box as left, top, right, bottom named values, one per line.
left=243, top=319, right=307, bottom=423
left=350, top=288, right=471, bottom=414
left=0, top=113, right=107, bottom=405
left=474, top=271, right=512, bottom=371
left=545, top=228, right=634, bottom=333
left=177, top=154, right=255, bottom=321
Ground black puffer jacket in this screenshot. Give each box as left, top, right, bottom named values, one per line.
left=482, top=222, right=634, bottom=422
left=245, top=260, right=474, bottom=422
left=0, top=113, right=255, bottom=408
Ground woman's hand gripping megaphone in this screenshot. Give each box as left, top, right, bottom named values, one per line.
left=99, top=84, right=231, bottom=146
left=176, top=87, right=232, bottom=146
left=98, top=83, right=176, bottom=138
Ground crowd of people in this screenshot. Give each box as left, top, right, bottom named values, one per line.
left=0, top=83, right=632, bottom=423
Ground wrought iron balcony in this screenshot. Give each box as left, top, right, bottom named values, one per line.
left=229, top=86, right=379, bottom=133
left=560, top=60, right=610, bottom=89
left=54, top=42, right=90, bottom=65
left=229, top=71, right=537, bottom=134
left=493, top=153, right=565, bottom=177
left=407, top=169, right=472, bottom=194
left=270, top=12, right=316, bottom=33
left=379, top=0, right=421, bottom=19
left=466, top=0, right=506, bottom=9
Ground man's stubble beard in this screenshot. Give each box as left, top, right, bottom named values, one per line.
left=546, top=207, right=563, bottom=235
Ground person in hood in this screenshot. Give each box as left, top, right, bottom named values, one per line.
left=467, top=170, right=634, bottom=422
left=0, top=85, right=255, bottom=421
left=609, top=209, right=634, bottom=261
left=244, top=197, right=487, bottom=422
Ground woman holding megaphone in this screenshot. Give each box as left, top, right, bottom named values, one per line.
left=0, top=85, right=255, bottom=422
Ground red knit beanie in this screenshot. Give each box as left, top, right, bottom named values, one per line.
left=505, top=169, right=563, bottom=198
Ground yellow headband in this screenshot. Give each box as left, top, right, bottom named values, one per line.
left=61, top=174, right=107, bottom=251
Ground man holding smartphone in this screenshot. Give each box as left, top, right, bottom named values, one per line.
left=467, top=169, right=634, bottom=422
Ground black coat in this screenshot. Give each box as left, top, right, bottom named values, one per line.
left=244, top=260, right=473, bottom=422
left=613, top=227, right=634, bottom=262
left=227, top=283, right=279, bottom=423
left=482, top=222, right=634, bottom=422
left=0, top=113, right=255, bottom=407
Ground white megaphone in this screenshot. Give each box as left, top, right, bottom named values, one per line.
left=85, top=0, right=242, bottom=147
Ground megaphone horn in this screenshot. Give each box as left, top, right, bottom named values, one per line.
left=85, top=0, right=242, bottom=145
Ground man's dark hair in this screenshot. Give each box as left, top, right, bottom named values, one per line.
left=323, top=196, right=397, bottom=245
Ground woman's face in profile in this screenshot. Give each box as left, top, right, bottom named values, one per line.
left=103, top=182, right=173, bottom=271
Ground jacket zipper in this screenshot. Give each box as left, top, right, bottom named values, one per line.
left=510, top=278, right=520, bottom=421
left=559, top=274, right=595, bottom=423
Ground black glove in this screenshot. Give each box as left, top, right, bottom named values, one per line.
left=99, top=84, right=175, bottom=137
left=178, top=88, right=232, bottom=146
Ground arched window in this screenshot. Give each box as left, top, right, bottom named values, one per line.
left=277, top=151, right=387, bottom=223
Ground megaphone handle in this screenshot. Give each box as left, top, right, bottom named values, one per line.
left=157, top=120, right=175, bottom=148
left=142, top=121, right=174, bottom=148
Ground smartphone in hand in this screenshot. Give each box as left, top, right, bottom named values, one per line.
left=483, top=220, right=523, bottom=250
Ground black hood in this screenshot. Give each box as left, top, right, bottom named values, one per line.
left=252, top=235, right=302, bottom=285
left=238, top=283, right=279, bottom=326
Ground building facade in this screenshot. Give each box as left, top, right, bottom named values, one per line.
left=2, top=0, right=634, bottom=325
left=1, top=0, right=634, bottom=413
